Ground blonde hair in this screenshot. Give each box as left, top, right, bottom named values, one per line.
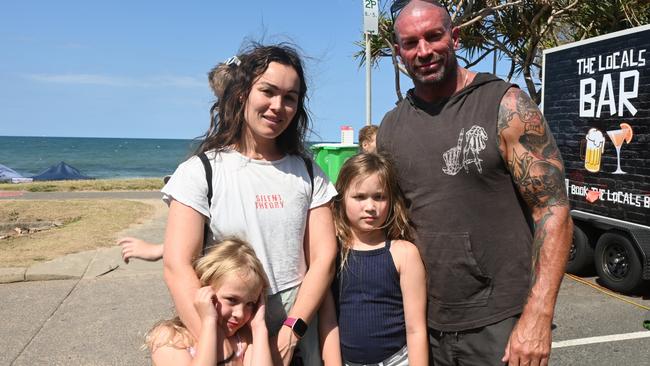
left=195, top=238, right=269, bottom=292
left=331, top=153, right=414, bottom=271
left=145, top=238, right=269, bottom=352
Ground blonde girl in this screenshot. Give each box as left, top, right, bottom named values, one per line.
left=147, top=238, right=272, bottom=366
left=324, top=153, right=428, bottom=366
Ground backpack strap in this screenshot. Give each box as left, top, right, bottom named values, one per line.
left=198, top=152, right=213, bottom=207
left=301, top=155, right=314, bottom=198
left=198, top=152, right=213, bottom=254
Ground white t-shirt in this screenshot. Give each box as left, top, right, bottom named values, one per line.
left=162, top=149, right=337, bottom=294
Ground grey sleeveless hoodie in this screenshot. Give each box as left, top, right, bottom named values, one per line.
left=378, top=73, right=533, bottom=331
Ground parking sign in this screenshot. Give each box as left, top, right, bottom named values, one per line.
left=363, top=0, right=379, bottom=34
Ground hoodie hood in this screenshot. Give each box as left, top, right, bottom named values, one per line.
left=404, top=72, right=519, bottom=116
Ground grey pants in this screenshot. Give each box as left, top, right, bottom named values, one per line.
left=429, top=316, right=519, bottom=366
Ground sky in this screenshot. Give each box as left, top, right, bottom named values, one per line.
left=0, top=0, right=505, bottom=142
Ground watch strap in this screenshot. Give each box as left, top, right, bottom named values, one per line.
left=283, top=317, right=307, bottom=338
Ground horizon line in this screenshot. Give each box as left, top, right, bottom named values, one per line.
left=0, top=135, right=338, bottom=143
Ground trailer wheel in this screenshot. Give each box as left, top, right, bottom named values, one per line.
left=566, top=225, right=593, bottom=275
left=595, top=233, right=643, bottom=293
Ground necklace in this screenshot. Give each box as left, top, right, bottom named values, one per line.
left=217, top=350, right=236, bottom=365
left=461, top=69, right=469, bottom=89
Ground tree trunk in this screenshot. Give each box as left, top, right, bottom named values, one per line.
left=385, top=38, right=403, bottom=102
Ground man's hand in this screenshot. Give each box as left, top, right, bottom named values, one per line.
left=502, top=310, right=552, bottom=366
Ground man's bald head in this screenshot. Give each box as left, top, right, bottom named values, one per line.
left=392, top=0, right=460, bottom=92
left=394, top=0, right=452, bottom=39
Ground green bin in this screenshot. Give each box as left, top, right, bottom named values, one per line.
left=310, top=143, right=359, bottom=184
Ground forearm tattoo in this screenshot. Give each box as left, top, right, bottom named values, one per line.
left=530, top=208, right=552, bottom=284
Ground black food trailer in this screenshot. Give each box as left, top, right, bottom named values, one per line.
left=542, top=24, right=650, bottom=293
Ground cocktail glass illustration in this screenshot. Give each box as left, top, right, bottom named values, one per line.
left=583, top=128, right=605, bottom=173
left=606, top=123, right=633, bottom=174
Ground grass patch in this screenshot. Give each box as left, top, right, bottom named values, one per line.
left=0, top=178, right=164, bottom=192
left=0, top=200, right=154, bottom=267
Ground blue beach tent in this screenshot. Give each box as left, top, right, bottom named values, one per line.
left=31, top=161, right=93, bottom=181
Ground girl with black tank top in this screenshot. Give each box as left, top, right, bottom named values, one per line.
left=320, top=153, right=428, bottom=366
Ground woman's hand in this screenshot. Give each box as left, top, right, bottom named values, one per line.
left=193, top=286, right=218, bottom=322
left=274, top=326, right=299, bottom=366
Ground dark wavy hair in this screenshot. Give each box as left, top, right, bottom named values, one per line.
left=195, top=43, right=310, bottom=156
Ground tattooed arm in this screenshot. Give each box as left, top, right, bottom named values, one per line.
left=497, top=87, right=573, bottom=366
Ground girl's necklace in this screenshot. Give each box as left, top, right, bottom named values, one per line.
left=217, top=332, right=241, bottom=365
left=216, top=350, right=236, bottom=365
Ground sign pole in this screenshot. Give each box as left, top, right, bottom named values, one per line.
left=366, top=33, right=372, bottom=126
left=363, top=0, right=379, bottom=127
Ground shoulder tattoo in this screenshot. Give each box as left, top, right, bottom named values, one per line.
left=498, top=88, right=568, bottom=210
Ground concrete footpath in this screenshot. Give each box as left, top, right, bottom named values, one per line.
left=0, top=192, right=173, bottom=366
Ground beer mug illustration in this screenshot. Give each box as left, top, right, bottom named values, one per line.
left=581, top=128, right=605, bottom=173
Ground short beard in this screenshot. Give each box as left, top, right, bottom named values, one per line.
left=412, top=52, right=458, bottom=87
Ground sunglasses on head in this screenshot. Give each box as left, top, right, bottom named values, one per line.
left=390, top=0, right=411, bottom=23
left=390, top=0, right=449, bottom=24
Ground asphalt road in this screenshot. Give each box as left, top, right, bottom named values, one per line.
left=551, top=275, right=650, bottom=365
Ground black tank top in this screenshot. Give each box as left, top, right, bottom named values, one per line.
left=335, top=239, right=406, bottom=363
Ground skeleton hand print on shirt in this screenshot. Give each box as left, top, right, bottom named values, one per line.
left=442, top=128, right=465, bottom=175
left=463, top=126, right=488, bottom=173
left=442, top=125, right=488, bottom=176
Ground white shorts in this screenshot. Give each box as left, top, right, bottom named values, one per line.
left=344, top=345, right=409, bottom=366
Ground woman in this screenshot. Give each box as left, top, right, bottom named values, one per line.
left=161, top=43, right=337, bottom=366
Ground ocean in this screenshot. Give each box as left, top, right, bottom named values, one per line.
left=0, top=136, right=199, bottom=179
left=0, top=136, right=330, bottom=179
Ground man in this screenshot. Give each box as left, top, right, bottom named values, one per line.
left=376, top=1, right=573, bottom=365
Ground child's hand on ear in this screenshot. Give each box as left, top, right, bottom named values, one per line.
left=194, top=286, right=218, bottom=321
left=250, top=294, right=267, bottom=333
